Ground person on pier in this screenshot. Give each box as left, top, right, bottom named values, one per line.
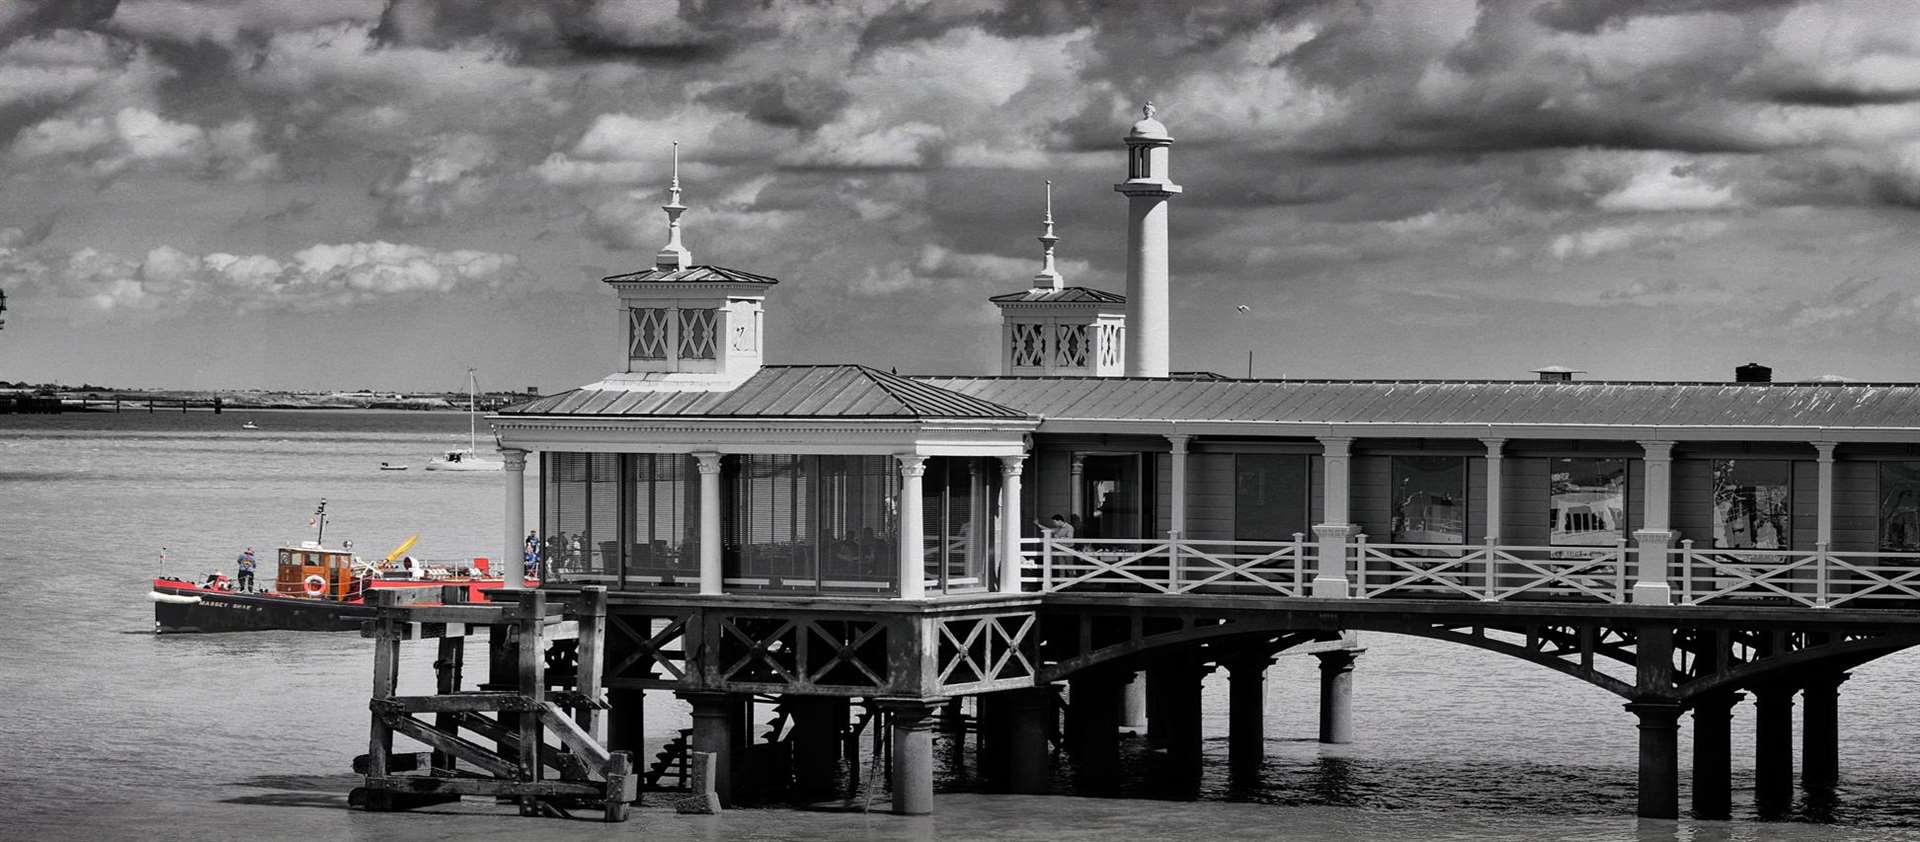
left=235, top=547, right=256, bottom=591
left=1036, top=513, right=1076, bottom=542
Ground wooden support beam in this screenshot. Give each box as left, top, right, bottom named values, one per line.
left=538, top=702, right=613, bottom=767
left=515, top=589, right=548, bottom=811
left=373, top=692, right=545, bottom=714
left=360, top=775, right=608, bottom=798
left=383, top=713, right=520, bottom=779
left=573, top=586, right=608, bottom=742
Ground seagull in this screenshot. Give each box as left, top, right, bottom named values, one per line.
left=1235, top=304, right=1251, bottom=313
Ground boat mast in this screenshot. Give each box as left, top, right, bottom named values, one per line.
left=314, top=497, right=328, bottom=545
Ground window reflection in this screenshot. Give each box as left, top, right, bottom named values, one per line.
left=1391, top=456, right=1466, bottom=544
left=1881, top=462, right=1920, bottom=553
left=1550, top=458, right=1626, bottom=553
left=1712, top=459, right=1790, bottom=552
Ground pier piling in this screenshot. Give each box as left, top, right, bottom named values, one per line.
left=1801, top=672, right=1846, bottom=791
left=1316, top=650, right=1358, bottom=745
left=881, top=699, right=942, bottom=815
left=1627, top=700, right=1682, bottom=819
left=1691, top=691, right=1741, bottom=820
left=1753, top=684, right=1796, bottom=816
left=1226, top=654, right=1271, bottom=772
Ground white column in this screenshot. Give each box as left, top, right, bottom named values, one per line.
left=1124, top=194, right=1171, bottom=377
left=897, top=455, right=928, bottom=600
left=1069, top=454, right=1086, bottom=524
left=1312, top=436, right=1355, bottom=598
left=501, top=448, right=528, bottom=588
left=1482, top=438, right=1506, bottom=543
left=1167, top=434, right=1190, bottom=538
left=1814, top=441, right=1836, bottom=547
left=694, top=452, right=723, bottom=595
left=999, top=455, right=1026, bottom=594
left=1633, top=440, right=1675, bottom=605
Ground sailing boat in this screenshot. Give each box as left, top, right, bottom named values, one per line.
left=425, top=368, right=502, bottom=472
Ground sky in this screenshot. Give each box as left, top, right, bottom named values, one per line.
left=2, top=0, right=1920, bottom=391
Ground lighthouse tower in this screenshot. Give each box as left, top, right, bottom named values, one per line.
left=1114, top=102, right=1181, bottom=378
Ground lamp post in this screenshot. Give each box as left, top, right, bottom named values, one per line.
left=1235, top=304, right=1252, bottom=378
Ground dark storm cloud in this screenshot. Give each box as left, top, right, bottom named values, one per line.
left=1530, top=0, right=1805, bottom=34
left=0, top=0, right=118, bottom=46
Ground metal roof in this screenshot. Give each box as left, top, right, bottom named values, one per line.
left=601, top=265, right=779, bottom=285
left=911, top=377, right=1920, bottom=429
left=989, top=286, right=1126, bottom=304
left=503, top=366, right=1026, bottom=420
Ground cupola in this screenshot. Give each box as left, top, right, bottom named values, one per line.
left=588, top=143, right=777, bottom=393
left=990, top=180, right=1126, bottom=377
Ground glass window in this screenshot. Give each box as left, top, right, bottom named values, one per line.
left=1712, top=459, right=1790, bottom=550
left=1880, top=462, right=1920, bottom=553
left=817, top=456, right=899, bottom=593
left=1235, top=454, right=1309, bottom=541
left=1550, top=458, right=1627, bottom=547
left=1391, top=456, right=1467, bottom=544
left=726, top=455, right=816, bottom=590
left=628, top=308, right=668, bottom=360
left=625, top=454, right=700, bottom=586
left=543, top=452, right=610, bottom=583
left=923, top=458, right=982, bottom=593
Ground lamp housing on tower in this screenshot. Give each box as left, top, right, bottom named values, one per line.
left=991, top=288, right=1127, bottom=377
left=591, top=266, right=777, bottom=392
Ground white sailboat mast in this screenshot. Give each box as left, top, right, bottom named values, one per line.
left=467, top=367, right=477, bottom=454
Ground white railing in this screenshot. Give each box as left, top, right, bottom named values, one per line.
left=1019, top=535, right=1313, bottom=596
left=1676, top=541, right=1920, bottom=608
left=1353, top=536, right=1631, bottom=604
left=1013, top=534, right=1920, bottom=609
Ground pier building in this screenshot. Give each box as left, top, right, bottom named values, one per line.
left=481, top=106, right=1920, bottom=821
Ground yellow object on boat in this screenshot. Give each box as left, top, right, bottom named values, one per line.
left=384, top=533, right=419, bottom=563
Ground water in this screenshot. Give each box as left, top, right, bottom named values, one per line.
left=3, top=410, right=1918, bottom=840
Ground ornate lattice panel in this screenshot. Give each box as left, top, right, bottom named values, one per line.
left=1055, top=324, right=1088, bottom=367
left=628, top=308, right=669, bottom=360
left=935, top=611, right=1039, bottom=694
left=1011, top=323, right=1046, bottom=367
left=1099, top=324, right=1122, bottom=368
left=713, top=615, right=892, bottom=692
left=678, top=308, right=717, bottom=360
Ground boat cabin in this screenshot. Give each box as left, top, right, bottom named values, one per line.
left=275, top=543, right=358, bottom=600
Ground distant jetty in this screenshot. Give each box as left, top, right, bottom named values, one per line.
left=0, top=385, right=533, bottom=414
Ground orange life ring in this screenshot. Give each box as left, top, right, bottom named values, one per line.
left=302, top=574, right=328, bottom=597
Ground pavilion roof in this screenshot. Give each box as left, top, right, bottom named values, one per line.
left=988, top=286, right=1125, bottom=304
left=502, top=365, right=1025, bottom=420
left=911, top=377, right=1920, bottom=430
left=601, top=265, right=779, bottom=285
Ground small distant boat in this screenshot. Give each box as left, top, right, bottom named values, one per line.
left=425, top=368, right=502, bottom=472
left=242, top=420, right=260, bottom=430
left=379, top=462, right=409, bottom=471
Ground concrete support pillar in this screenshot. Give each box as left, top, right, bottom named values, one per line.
left=1121, top=672, right=1147, bottom=734
left=1147, top=660, right=1206, bottom=776
left=501, top=448, right=527, bottom=588
left=1753, top=683, right=1796, bottom=816
left=998, top=456, right=1026, bottom=594
left=1226, top=655, right=1272, bottom=772
left=1626, top=700, right=1683, bottom=819
left=681, top=691, right=739, bottom=806
left=1481, top=438, right=1505, bottom=544
left=879, top=699, right=941, bottom=816
left=1066, top=673, right=1123, bottom=774
left=694, top=452, right=723, bottom=595
left=1313, top=435, right=1355, bottom=598
left=1633, top=441, right=1675, bottom=605
left=1802, top=671, right=1848, bottom=791
left=1006, top=687, right=1058, bottom=794
left=1691, top=691, right=1742, bottom=820
left=788, top=696, right=846, bottom=798
left=1316, top=649, right=1360, bottom=744
left=606, top=687, right=647, bottom=758
left=1167, top=434, right=1190, bottom=538
left=897, top=455, right=927, bottom=599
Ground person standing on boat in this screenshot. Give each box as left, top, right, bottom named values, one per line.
left=235, top=548, right=257, bottom=591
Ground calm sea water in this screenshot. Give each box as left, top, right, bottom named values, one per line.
left=3, top=409, right=1918, bottom=841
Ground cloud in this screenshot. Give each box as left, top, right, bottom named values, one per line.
left=10, top=107, right=279, bottom=180
left=0, top=239, right=528, bottom=316
left=372, top=133, right=499, bottom=226
left=1549, top=219, right=1730, bottom=260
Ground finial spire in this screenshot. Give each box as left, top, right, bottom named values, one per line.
left=1034, top=179, right=1063, bottom=290
left=1142, top=101, right=1155, bottom=119
left=656, top=141, right=691, bottom=270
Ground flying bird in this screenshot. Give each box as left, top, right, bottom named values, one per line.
left=1235, top=304, right=1251, bottom=313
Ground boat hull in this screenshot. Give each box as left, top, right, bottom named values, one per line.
left=424, top=459, right=501, bottom=472
left=151, top=586, right=374, bottom=633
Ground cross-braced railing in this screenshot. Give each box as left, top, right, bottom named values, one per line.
left=1019, top=534, right=1312, bottom=596
left=1353, top=536, right=1631, bottom=603
left=1677, top=541, right=1920, bottom=608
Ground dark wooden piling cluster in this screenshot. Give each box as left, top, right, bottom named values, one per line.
left=349, top=585, right=638, bottom=821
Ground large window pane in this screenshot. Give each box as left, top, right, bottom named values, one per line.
left=819, top=455, right=898, bottom=593
left=922, top=457, right=981, bottom=593
left=1881, top=462, right=1920, bottom=552
left=1550, top=458, right=1627, bottom=547
left=542, top=452, right=612, bottom=583
left=1712, top=459, right=1790, bottom=550
left=726, top=454, right=816, bottom=590
left=586, top=454, right=621, bottom=580
left=625, top=454, right=700, bottom=586
left=1391, top=455, right=1467, bottom=544
left=1235, top=454, right=1309, bottom=541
